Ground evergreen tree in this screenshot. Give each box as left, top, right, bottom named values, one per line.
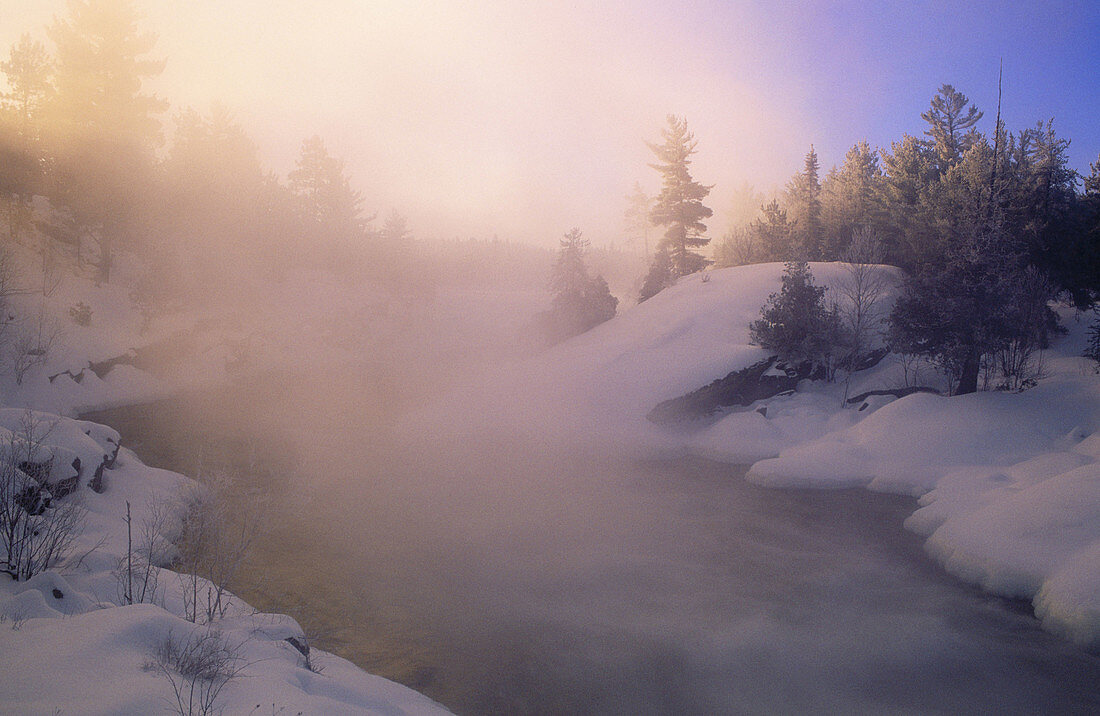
left=820, top=140, right=883, bottom=258
left=289, top=135, right=365, bottom=265
left=544, top=228, right=617, bottom=341
left=46, top=0, right=167, bottom=280
left=921, top=84, right=983, bottom=174
left=784, top=145, right=822, bottom=259
left=638, top=245, right=673, bottom=302
left=750, top=261, right=840, bottom=367
left=1, top=34, right=52, bottom=239
left=647, top=115, right=713, bottom=277
left=2, top=34, right=52, bottom=145
left=887, top=222, right=1054, bottom=395
left=879, top=134, right=936, bottom=269
left=750, top=199, right=794, bottom=261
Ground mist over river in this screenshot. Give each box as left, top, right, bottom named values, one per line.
left=83, top=377, right=1100, bottom=715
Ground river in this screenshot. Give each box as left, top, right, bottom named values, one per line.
left=83, top=381, right=1100, bottom=715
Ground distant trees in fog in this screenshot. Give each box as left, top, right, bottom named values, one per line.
left=541, top=228, right=618, bottom=344
left=0, top=0, right=424, bottom=314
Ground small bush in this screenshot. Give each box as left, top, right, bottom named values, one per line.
left=146, top=627, right=246, bottom=716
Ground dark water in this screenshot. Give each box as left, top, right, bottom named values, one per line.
left=84, top=388, right=1100, bottom=715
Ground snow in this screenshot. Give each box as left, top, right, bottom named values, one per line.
left=0, top=442, right=451, bottom=715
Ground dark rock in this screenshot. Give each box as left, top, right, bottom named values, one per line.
left=89, top=460, right=107, bottom=493
left=17, top=460, right=51, bottom=483
left=51, top=475, right=79, bottom=498
left=15, top=484, right=50, bottom=515
left=47, top=368, right=86, bottom=384
left=647, top=356, right=826, bottom=425
left=755, top=406, right=767, bottom=418
left=845, top=386, right=940, bottom=405
left=284, top=636, right=310, bottom=658
left=51, top=588, right=63, bottom=599
left=87, top=350, right=139, bottom=380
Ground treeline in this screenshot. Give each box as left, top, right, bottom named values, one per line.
left=714, top=84, right=1100, bottom=307
left=704, top=85, right=1099, bottom=395
left=0, top=0, right=433, bottom=312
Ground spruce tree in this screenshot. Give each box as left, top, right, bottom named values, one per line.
left=750, top=261, right=840, bottom=367
left=784, top=146, right=822, bottom=259
left=647, top=115, right=713, bottom=277
left=46, top=0, right=167, bottom=281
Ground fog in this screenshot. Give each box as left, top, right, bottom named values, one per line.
left=82, top=282, right=1100, bottom=714
left=5, top=0, right=819, bottom=244
left=9, top=1, right=1100, bottom=712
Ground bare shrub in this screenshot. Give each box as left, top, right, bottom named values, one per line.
left=8, top=316, right=61, bottom=385
left=145, top=627, right=247, bottom=716
left=837, top=227, right=889, bottom=404
left=0, top=412, right=86, bottom=581
left=175, top=473, right=267, bottom=624
left=116, top=499, right=175, bottom=606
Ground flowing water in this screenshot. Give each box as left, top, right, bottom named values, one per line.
left=83, top=382, right=1100, bottom=715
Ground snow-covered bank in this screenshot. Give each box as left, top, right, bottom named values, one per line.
left=0, top=416, right=450, bottom=715
left=0, top=254, right=452, bottom=714
left=424, top=261, right=1100, bottom=650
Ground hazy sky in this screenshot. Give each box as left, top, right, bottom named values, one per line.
left=5, top=0, right=1100, bottom=246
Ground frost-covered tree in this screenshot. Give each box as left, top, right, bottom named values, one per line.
left=647, top=115, right=713, bottom=277
left=888, top=223, right=1057, bottom=395
left=751, top=199, right=794, bottom=261
left=289, top=135, right=365, bottom=265
left=820, top=140, right=883, bottom=259
left=921, top=84, right=983, bottom=173
left=46, top=0, right=167, bottom=281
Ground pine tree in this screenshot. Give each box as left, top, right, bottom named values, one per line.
left=289, top=135, right=365, bottom=265
left=1, top=35, right=52, bottom=239
left=647, top=115, right=713, bottom=277
left=887, top=222, right=1054, bottom=395
left=784, top=146, right=822, bottom=259
left=750, top=199, right=794, bottom=261
left=921, top=84, right=983, bottom=173
left=879, top=134, right=935, bottom=269
left=545, top=228, right=617, bottom=341
left=820, top=140, right=883, bottom=259
left=2, top=34, right=52, bottom=145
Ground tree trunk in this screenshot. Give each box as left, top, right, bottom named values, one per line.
left=955, top=350, right=981, bottom=395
